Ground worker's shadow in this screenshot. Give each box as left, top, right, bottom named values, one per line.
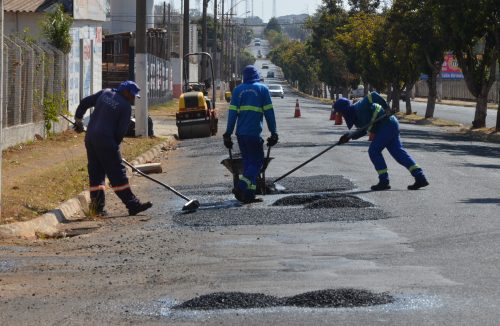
left=458, top=198, right=500, bottom=205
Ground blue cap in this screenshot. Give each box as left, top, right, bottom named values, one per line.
left=333, top=97, right=352, bottom=113
left=117, top=80, right=141, bottom=98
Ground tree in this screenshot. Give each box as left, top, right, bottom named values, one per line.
left=40, top=4, right=73, bottom=54
left=265, top=17, right=282, bottom=35
left=435, top=0, right=498, bottom=129
left=348, top=0, right=381, bottom=13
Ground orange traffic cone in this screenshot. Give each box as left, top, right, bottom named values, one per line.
left=330, top=108, right=336, bottom=121
left=294, top=99, right=301, bottom=118
left=334, top=112, right=343, bottom=125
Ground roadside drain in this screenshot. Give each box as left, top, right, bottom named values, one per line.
left=173, top=289, right=394, bottom=310
left=273, top=194, right=372, bottom=209
left=173, top=207, right=389, bottom=227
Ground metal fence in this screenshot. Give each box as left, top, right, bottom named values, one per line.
left=414, top=79, right=499, bottom=103
left=2, top=37, right=66, bottom=129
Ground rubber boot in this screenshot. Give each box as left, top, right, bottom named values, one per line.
left=115, top=188, right=153, bottom=215
left=89, top=191, right=106, bottom=216
left=408, top=175, right=429, bottom=190
left=371, top=180, right=391, bottom=191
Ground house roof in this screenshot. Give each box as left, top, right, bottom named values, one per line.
left=4, top=0, right=72, bottom=13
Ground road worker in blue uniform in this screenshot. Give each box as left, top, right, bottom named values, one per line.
left=333, top=92, right=429, bottom=191
left=223, top=65, right=278, bottom=203
left=74, top=81, right=153, bottom=216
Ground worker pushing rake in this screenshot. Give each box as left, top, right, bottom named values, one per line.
left=226, top=91, right=429, bottom=194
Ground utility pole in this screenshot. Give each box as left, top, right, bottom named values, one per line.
left=201, top=0, right=208, bottom=80
left=0, top=0, right=4, bottom=218
left=167, top=3, right=171, bottom=61
left=220, top=0, right=225, bottom=82
left=213, top=0, right=218, bottom=82
left=183, top=0, right=190, bottom=81
left=135, top=0, right=148, bottom=136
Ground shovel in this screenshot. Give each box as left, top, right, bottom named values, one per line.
left=60, top=114, right=200, bottom=212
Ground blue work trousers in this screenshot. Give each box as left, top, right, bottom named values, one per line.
left=368, top=118, right=424, bottom=182
left=236, top=135, right=264, bottom=200
left=85, top=135, right=139, bottom=210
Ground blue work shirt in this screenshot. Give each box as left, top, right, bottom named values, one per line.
left=75, top=89, right=132, bottom=145
left=226, top=82, right=277, bottom=137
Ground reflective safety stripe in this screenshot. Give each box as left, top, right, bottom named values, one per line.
left=239, top=175, right=257, bottom=190
left=408, top=164, right=421, bottom=172
left=112, top=183, right=131, bottom=192
left=263, top=104, right=273, bottom=111
left=367, top=93, right=373, bottom=104
left=239, top=105, right=263, bottom=113
left=229, top=105, right=238, bottom=111
left=377, top=168, right=388, bottom=175
left=89, top=185, right=106, bottom=192
left=367, top=103, right=382, bottom=133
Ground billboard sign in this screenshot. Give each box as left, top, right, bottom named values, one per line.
left=441, top=53, right=463, bottom=79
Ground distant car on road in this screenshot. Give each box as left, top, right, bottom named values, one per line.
left=268, top=84, right=284, bottom=98
left=266, top=71, right=275, bottom=78
left=254, top=41, right=261, bottom=46
left=262, top=64, right=269, bottom=69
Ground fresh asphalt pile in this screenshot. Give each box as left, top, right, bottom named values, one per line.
left=173, top=289, right=394, bottom=310
left=272, top=194, right=373, bottom=209
left=173, top=207, right=389, bottom=227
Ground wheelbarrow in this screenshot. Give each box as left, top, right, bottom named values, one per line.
left=220, top=149, right=274, bottom=195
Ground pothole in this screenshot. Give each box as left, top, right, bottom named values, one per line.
left=272, top=194, right=372, bottom=209
left=173, top=289, right=394, bottom=311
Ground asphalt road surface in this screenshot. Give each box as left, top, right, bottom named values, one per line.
left=1, top=67, right=499, bottom=325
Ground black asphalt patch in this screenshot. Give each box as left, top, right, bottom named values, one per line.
left=176, top=175, right=355, bottom=195
left=173, top=289, right=394, bottom=310
left=174, top=207, right=388, bottom=227
left=272, top=194, right=372, bottom=209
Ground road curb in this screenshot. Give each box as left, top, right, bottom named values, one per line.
left=0, top=137, right=175, bottom=240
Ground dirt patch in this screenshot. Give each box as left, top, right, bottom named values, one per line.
left=396, top=112, right=461, bottom=127
left=1, top=130, right=170, bottom=224
left=174, top=288, right=394, bottom=310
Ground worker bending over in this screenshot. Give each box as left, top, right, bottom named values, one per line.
left=333, top=92, right=429, bottom=191
left=223, top=65, right=278, bottom=203
left=74, top=80, right=153, bottom=216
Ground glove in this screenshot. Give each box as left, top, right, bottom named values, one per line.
left=338, top=132, right=351, bottom=144
left=223, top=132, right=233, bottom=149
left=267, top=133, right=279, bottom=147
left=73, top=118, right=84, bottom=133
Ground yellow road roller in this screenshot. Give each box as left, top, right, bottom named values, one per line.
left=176, top=52, right=218, bottom=139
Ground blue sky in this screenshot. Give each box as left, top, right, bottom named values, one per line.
left=155, top=0, right=322, bottom=23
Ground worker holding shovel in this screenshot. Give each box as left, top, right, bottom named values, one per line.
left=74, top=80, right=153, bottom=216
left=223, top=65, right=278, bottom=203
left=333, top=92, right=429, bottom=191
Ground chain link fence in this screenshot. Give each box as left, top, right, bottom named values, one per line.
left=2, top=37, right=66, bottom=130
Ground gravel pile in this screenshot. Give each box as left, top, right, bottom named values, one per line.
left=173, top=292, right=281, bottom=310
left=272, top=194, right=372, bottom=209
left=174, top=289, right=394, bottom=310
left=174, top=207, right=389, bottom=227
left=283, top=288, right=394, bottom=308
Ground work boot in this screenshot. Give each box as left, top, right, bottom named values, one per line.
left=232, top=187, right=245, bottom=202
left=408, top=176, right=429, bottom=190
left=371, top=180, right=391, bottom=191
left=128, top=201, right=153, bottom=216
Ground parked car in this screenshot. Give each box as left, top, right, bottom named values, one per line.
left=262, top=64, right=269, bottom=69
left=268, top=84, right=284, bottom=98
left=255, top=41, right=261, bottom=46
left=266, top=71, right=275, bottom=78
